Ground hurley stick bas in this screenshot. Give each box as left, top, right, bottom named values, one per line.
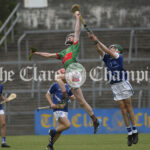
left=71, top=4, right=93, bottom=34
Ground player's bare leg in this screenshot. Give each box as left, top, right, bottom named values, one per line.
left=117, top=99, right=138, bottom=146
left=117, top=100, right=130, bottom=127
left=0, top=115, right=10, bottom=148
left=55, top=74, right=67, bottom=98
left=72, top=88, right=93, bottom=115
left=55, top=69, right=100, bottom=133
left=0, top=115, right=6, bottom=137
left=124, top=98, right=138, bottom=144
left=48, top=117, right=71, bottom=150
left=55, top=69, right=68, bottom=99
left=56, top=117, right=71, bottom=132
left=124, top=98, right=135, bottom=125
left=117, top=100, right=133, bottom=146
left=53, top=117, right=71, bottom=143
left=72, top=88, right=100, bottom=133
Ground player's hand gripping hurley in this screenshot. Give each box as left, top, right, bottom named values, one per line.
left=29, top=47, right=38, bottom=60
left=37, top=103, right=66, bottom=110
left=71, top=4, right=99, bottom=45
left=71, top=4, right=93, bottom=34
left=0, top=93, right=17, bottom=104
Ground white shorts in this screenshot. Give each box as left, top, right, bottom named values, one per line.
left=53, top=111, right=68, bottom=121
left=111, top=80, right=134, bottom=101
left=0, top=110, right=4, bottom=115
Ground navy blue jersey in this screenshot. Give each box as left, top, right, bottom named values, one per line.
left=0, top=84, right=3, bottom=110
left=48, top=83, right=73, bottom=112
left=103, top=53, right=127, bottom=84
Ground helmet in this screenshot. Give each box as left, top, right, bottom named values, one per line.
left=65, top=33, right=75, bottom=46
left=109, top=44, right=123, bottom=54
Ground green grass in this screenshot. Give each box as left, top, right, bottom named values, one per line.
left=4, top=134, right=150, bottom=150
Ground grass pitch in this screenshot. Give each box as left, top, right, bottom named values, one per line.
left=5, top=133, right=150, bottom=150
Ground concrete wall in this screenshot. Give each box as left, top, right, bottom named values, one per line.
left=17, top=0, right=150, bottom=29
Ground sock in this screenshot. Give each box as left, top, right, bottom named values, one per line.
left=132, top=125, right=138, bottom=133
left=127, top=127, right=132, bottom=135
left=2, top=137, right=6, bottom=144
left=49, top=129, right=57, bottom=145
left=52, top=129, right=56, bottom=135
left=53, top=131, right=62, bottom=144
left=49, top=142, right=53, bottom=147
left=90, top=114, right=97, bottom=123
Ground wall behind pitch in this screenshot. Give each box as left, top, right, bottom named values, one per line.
left=17, top=0, right=150, bottom=29
left=35, top=108, right=150, bottom=135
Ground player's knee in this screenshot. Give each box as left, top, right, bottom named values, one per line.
left=75, top=95, right=84, bottom=102
left=121, top=108, right=127, bottom=115
left=76, top=97, right=86, bottom=107
left=79, top=101, right=85, bottom=108
left=66, top=122, right=71, bottom=129
left=125, top=103, right=132, bottom=109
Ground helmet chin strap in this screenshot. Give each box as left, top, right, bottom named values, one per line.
left=65, top=41, right=73, bottom=46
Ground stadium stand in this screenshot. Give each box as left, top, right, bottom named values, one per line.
left=0, top=1, right=150, bottom=135
left=0, top=29, right=150, bottom=135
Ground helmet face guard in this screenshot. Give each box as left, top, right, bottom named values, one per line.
left=65, top=33, right=75, bottom=46
left=109, top=44, right=123, bottom=54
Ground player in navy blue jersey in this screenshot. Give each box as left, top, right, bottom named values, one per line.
left=0, top=84, right=10, bottom=148
left=45, top=80, right=75, bottom=150
left=88, top=34, right=138, bottom=146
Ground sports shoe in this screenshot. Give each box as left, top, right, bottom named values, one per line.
left=93, top=119, right=100, bottom=134
left=1, top=143, right=10, bottom=148
left=46, top=144, right=54, bottom=150
left=127, top=135, right=133, bottom=146
left=132, top=132, right=138, bottom=144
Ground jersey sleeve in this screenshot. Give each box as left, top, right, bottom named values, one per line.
left=56, top=49, right=66, bottom=60
left=56, top=53, right=61, bottom=59
left=118, top=55, right=123, bottom=67
left=103, top=53, right=109, bottom=63
left=73, top=41, right=79, bottom=45
left=72, top=41, right=79, bottom=53
left=48, top=84, right=56, bottom=94
left=0, top=84, right=3, bottom=96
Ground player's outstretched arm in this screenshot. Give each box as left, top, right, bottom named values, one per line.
left=74, top=11, right=80, bottom=42
left=88, top=33, right=104, bottom=56
left=97, top=41, right=118, bottom=58
left=95, top=43, right=104, bottom=57
left=33, top=52, right=57, bottom=58
left=88, top=34, right=118, bottom=58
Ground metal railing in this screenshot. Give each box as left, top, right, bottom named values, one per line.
left=148, top=80, right=150, bottom=107
left=3, top=83, right=149, bottom=109
left=0, top=27, right=149, bottom=109
left=1, top=59, right=149, bottom=109
left=138, top=90, right=143, bottom=108
left=0, top=3, right=21, bottom=53
left=17, top=27, right=150, bottom=66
